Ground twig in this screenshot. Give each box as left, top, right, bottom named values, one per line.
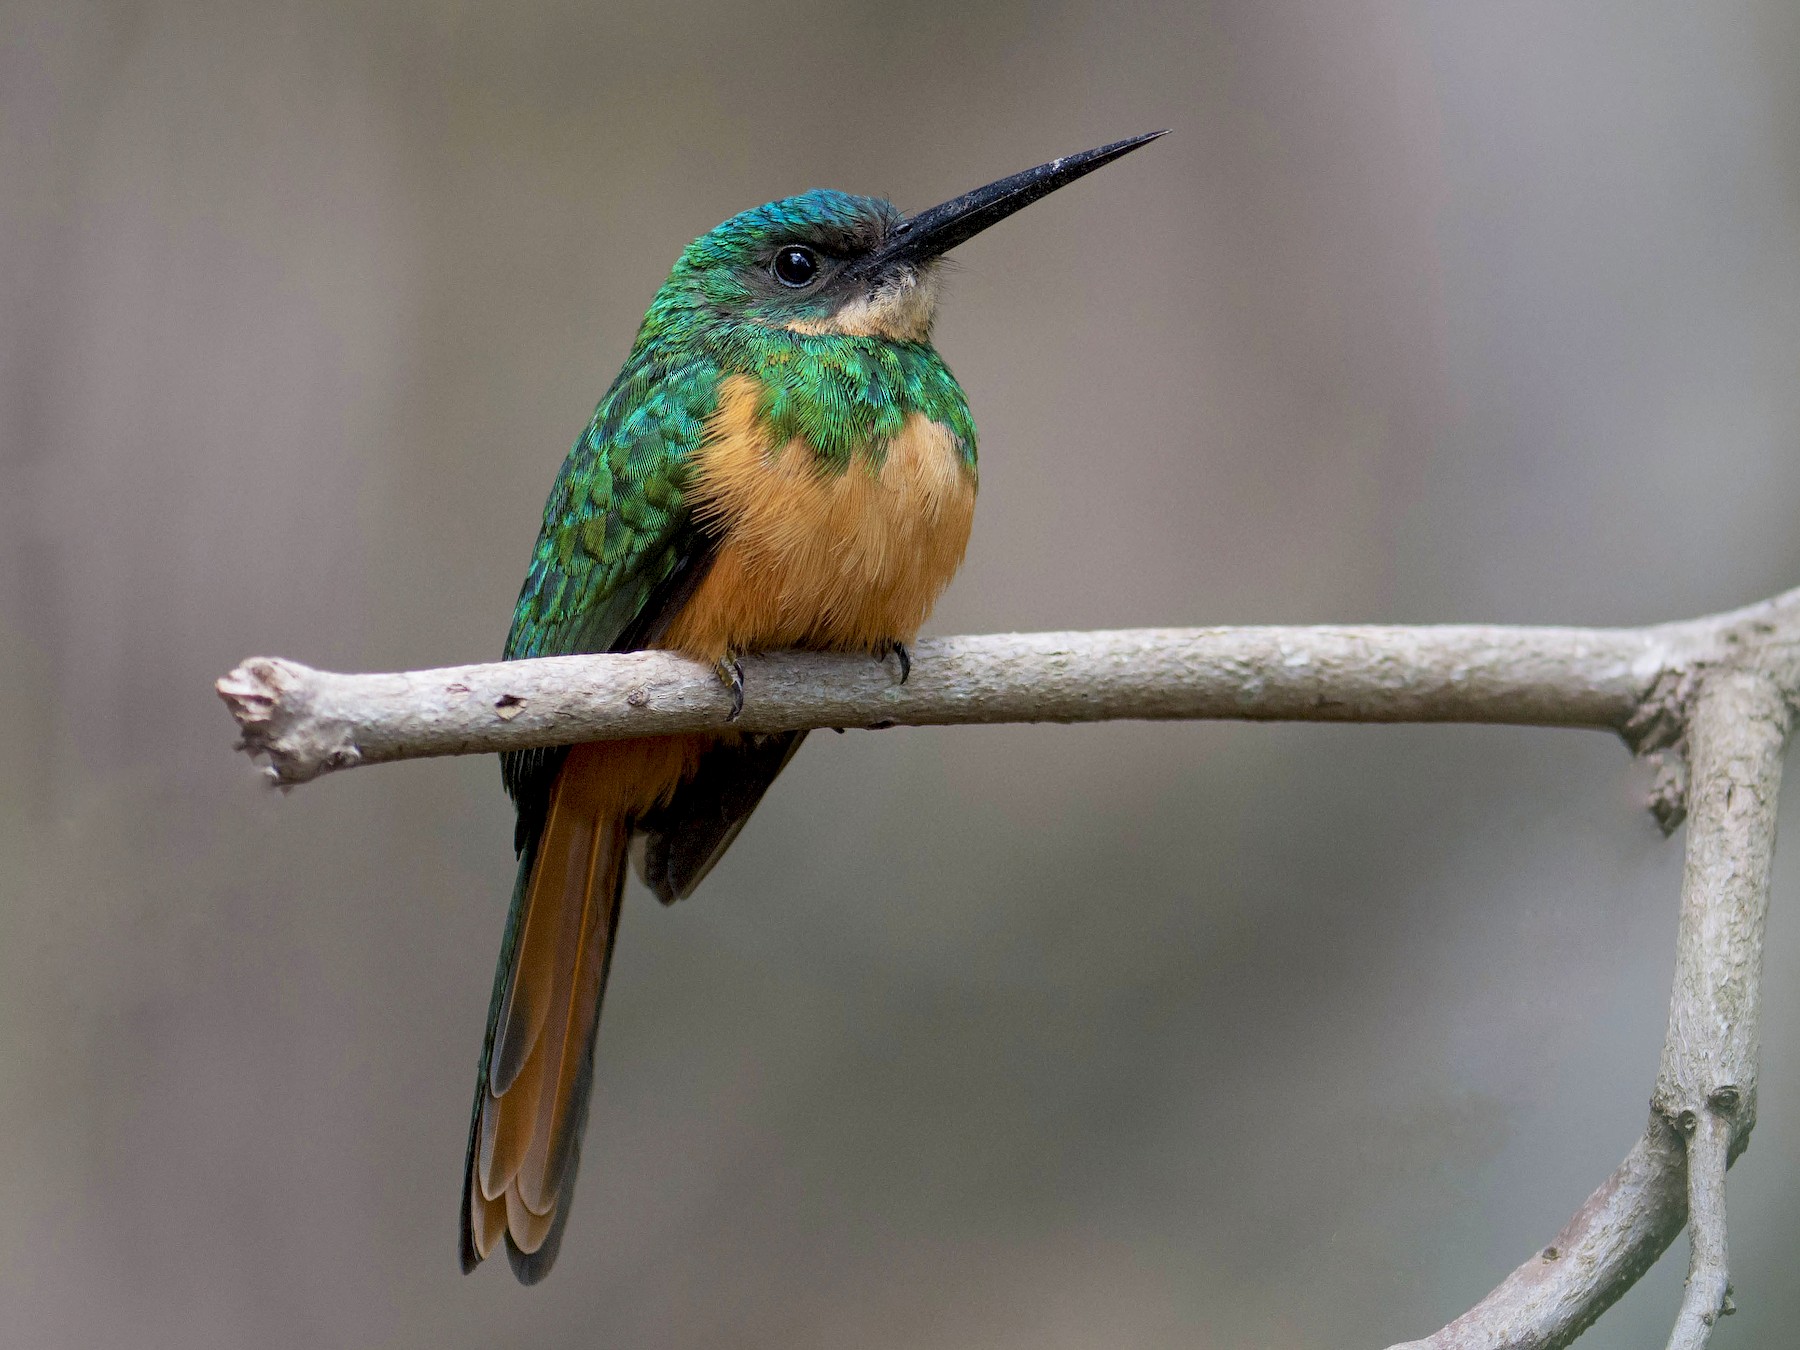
left=1668, top=1109, right=1732, bottom=1350
left=1385, top=1117, right=1688, bottom=1350
left=216, top=586, right=1800, bottom=1346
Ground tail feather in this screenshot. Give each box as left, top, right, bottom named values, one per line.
left=497, top=806, right=606, bottom=1209
left=475, top=1064, right=537, bottom=1203
left=504, top=1057, right=597, bottom=1283
left=460, top=828, right=535, bottom=1275
left=460, top=756, right=630, bottom=1277
left=518, top=830, right=622, bottom=1213
left=467, top=1169, right=506, bottom=1263
left=491, top=791, right=597, bottom=1096
left=460, top=729, right=784, bottom=1281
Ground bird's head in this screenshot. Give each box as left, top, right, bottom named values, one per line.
left=650, top=132, right=1167, bottom=345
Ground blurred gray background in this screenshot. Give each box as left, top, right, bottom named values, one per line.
left=4, top=2, right=1799, bottom=1346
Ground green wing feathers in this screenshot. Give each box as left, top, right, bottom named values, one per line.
left=499, top=351, right=724, bottom=832
left=505, top=350, right=724, bottom=667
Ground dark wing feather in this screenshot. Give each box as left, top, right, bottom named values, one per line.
left=632, top=730, right=809, bottom=904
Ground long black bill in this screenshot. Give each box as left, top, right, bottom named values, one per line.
left=873, top=130, right=1168, bottom=270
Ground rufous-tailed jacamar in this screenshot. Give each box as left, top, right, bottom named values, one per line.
left=461, top=132, right=1166, bottom=1280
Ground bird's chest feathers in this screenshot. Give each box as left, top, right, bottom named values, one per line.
left=661, top=374, right=976, bottom=659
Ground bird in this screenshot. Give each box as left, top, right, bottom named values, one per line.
left=460, top=131, right=1167, bottom=1281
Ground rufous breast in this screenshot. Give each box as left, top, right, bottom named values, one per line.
left=661, top=374, right=977, bottom=662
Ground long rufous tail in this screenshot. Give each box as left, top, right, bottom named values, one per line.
left=459, top=731, right=800, bottom=1280
left=460, top=749, right=630, bottom=1282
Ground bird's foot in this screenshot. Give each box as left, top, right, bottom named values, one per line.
left=714, top=655, right=745, bottom=721
left=877, top=640, right=911, bottom=685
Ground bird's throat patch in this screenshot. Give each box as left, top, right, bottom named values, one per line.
left=785, top=267, right=941, bottom=341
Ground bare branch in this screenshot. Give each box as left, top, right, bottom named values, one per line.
left=1667, top=1109, right=1732, bottom=1350
left=1655, top=673, right=1790, bottom=1124
left=1383, top=666, right=1793, bottom=1349
left=1386, top=1116, right=1688, bottom=1350
left=218, top=624, right=1675, bottom=786
left=1652, top=671, right=1790, bottom=1347
left=216, top=585, right=1800, bottom=1346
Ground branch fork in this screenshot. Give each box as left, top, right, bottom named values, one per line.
left=218, top=585, right=1800, bottom=1348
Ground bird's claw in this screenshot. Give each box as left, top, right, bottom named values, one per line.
left=715, top=656, right=745, bottom=721
left=879, top=640, right=911, bottom=685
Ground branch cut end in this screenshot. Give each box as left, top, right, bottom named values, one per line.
left=217, top=656, right=362, bottom=786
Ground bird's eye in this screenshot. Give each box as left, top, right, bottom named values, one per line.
left=772, top=245, right=819, bottom=287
